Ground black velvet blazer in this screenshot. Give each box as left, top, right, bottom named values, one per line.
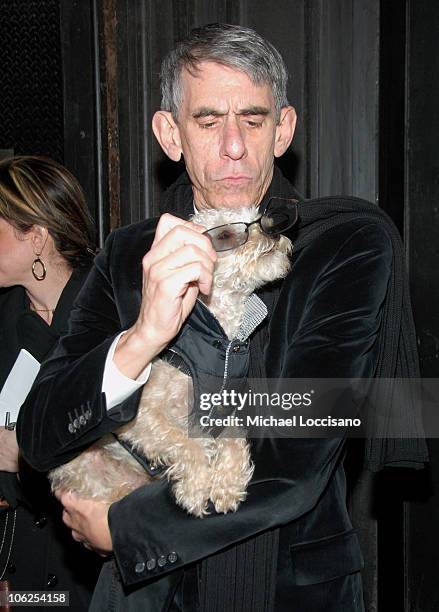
left=17, top=178, right=393, bottom=611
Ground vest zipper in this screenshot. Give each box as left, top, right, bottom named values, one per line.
left=219, top=340, right=233, bottom=393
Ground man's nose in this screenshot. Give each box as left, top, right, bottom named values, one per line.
left=220, top=118, right=247, bottom=160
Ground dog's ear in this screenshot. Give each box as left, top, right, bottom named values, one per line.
left=246, top=236, right=292, bottom=285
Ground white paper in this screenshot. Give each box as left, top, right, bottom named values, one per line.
left=0, top=348, right=41, bottom=425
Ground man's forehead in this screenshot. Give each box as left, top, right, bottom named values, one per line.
left=181, top=59, right=248, bottom=78
left=179, top=61, right=275, bottom=111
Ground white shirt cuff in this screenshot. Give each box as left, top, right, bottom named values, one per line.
left=102, top=331, right=152, bottom=410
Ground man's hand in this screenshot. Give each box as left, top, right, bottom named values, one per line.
left=0, top=427, right=19, bottom=472
left=114, top=213, right=217, bottom=379
left=56, top=490, right=113, bottom=556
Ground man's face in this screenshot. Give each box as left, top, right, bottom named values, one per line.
left=154, top=61, right=296, bottom=210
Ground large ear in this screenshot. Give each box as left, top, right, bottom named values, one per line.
left=30, top=225, right=49, bottom=255
left=274, top=106, right=297, bottom=158
left=152, top=111, right=183, bottom=162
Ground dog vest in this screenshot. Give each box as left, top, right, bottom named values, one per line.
left=163, top=294, right=268, bottom=433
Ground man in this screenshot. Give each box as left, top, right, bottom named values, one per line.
left=17, top=23, right=413, bottom=611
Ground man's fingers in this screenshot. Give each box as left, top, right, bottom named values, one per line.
left=159, top=261, right=214, bottom=298
left=147, top=222, right=216, bottom=267
left=148, top=244, right=215, bottom=285
left=166, top=243, right=216, bottom=272
left=152, top=213, right=208, bottom=246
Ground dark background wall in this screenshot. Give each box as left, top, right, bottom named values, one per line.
left=0, top=1, right=438, bottom=609
left=0, top=0, right=64, bottom=161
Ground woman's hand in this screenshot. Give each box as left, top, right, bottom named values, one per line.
left=0, top=427, right=19, bottom=472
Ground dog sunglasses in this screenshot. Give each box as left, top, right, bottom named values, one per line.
left=204, top=197, right=299, bottom=253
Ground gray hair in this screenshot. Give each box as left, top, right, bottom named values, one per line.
left=160, top=23, right=289, bottom=122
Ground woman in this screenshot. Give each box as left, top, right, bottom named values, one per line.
left=0, top=156, right=101, bottom=609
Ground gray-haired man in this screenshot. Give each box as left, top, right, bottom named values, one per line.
left=18, top=23, right=405, bottom=611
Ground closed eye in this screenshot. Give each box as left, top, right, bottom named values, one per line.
left=245, top=119, right=263, bottom=128
left=199, top=121, right=218, bottom=129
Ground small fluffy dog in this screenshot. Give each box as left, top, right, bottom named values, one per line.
left=49, top=206, right=292, bottom=517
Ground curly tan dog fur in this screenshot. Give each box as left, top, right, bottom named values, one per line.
left=49, top=206, right=292, bottom=517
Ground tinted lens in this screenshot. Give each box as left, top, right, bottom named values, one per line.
left=206, top=223, right=249, bottom=252
left=260, top=198, right=298, bottom=234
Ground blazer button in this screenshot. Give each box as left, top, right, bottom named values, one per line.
left=167, top=552, right=178, bottom=564
left=134, top=562, right=145, bottom=573
left=157, top=555, right=167, bottom=568
left=146, top=558, right=156, bottom=571
left=34, top=515, right=47, bottom=528
left=233, top=344, right=241, bottom=352
left=79, top=415, right=86, bottom=426
left=68, top=423, right=75, bottom=433
left=47, top=574, right=58, bottom=588
left=73, top=418, right=79, bottom=428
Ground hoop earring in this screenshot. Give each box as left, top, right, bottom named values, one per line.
left=32, top=257, right=47, bottom=281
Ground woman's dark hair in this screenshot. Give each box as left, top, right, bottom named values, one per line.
left=0, top=156, right=96, bottom=268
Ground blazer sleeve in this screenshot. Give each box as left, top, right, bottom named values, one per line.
left=107, top=220, right=394, bottom=586
left=16, top=230, right=143, bottom=470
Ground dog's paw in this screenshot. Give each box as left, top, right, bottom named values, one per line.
left=172, top=480, right=210, bottom=518
left=209, top=439, right=254, bottom=513
left=210, top=482, right=247, bottom=514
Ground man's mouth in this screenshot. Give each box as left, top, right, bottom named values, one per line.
left=218, top=176, right=252, bottom=185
